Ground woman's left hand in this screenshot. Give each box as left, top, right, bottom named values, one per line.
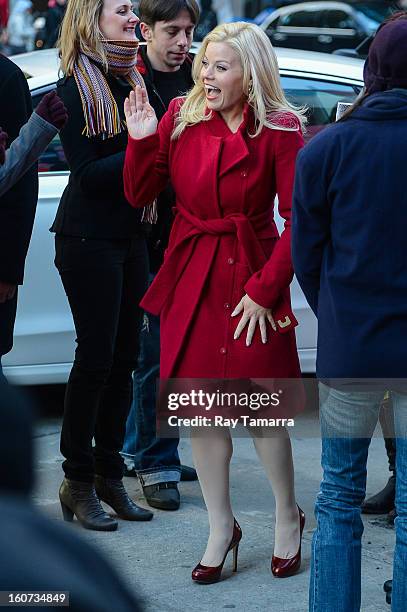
left=232, top=294, right=276, bottom=346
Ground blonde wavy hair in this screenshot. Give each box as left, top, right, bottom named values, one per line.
left=172, top=21, right=307, bottom=139
left=58, top=0, right=107, bottom=76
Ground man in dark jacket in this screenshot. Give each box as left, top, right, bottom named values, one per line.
left=292, top=14, right=407, bottom=612
left=122, top=0, right=200, bottom=511
left=0, top=54, right=38, bottom=370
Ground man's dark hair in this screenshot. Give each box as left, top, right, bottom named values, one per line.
left=139, top=0, right=200, bottom=27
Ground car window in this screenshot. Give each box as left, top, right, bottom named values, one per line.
left=280, top=10, right=316, bottom=28
left=281, top=76, right=360, bottom=140
left=354, top=2, right=391, bottom=23
left=31, top=92, right=69, bottom=173
left=320, top=10, right=356, bottom=29
left=266, top=15, right=280, bottom=30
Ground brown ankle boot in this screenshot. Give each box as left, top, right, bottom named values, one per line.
left=95, top=475, right=153, bottom=521
left=59, top=478, right=118, bottom=531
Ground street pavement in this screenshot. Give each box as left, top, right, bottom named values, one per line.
left=33, top=412, right=394, bottom=612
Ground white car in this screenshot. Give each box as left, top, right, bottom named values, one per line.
left=3, top=47, right=364, bottom=384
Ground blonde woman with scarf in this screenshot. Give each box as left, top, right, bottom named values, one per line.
left=52, top=0, right=154, bottom=531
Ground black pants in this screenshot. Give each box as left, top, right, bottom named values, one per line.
left=55, top=235, right=148, bottom=482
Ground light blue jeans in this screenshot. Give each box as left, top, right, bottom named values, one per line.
left=310, top=383, right=407, bottom=612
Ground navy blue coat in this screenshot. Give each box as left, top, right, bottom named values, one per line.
left=292, top=89, right=407, bottom=379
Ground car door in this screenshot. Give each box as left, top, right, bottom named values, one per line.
left=317, top=8, right=364, bottom=53
left=2, top=85, right=74, bottom=385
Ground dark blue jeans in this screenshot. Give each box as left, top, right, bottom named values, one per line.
left=310, top=383, right=407, bottom=612
left=122, top=282, right=181, bottom=486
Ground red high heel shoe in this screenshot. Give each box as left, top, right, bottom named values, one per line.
left=271, top=505, right=305, bottom=578
left=191, top=519, right=242, bottom=584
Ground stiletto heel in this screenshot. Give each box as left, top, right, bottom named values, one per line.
left=232, top=543, right=239, bottom=572
left=272, top=505, right=305, bottom=578
left=60, top=500, right=74, bottom=522
left=192, top=518, right=242, bottom=584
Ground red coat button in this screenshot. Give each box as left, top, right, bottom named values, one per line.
left=227, top=258, right=235, bottom=265
left=241, top=170, right=248, bottom=177
left=220, top=347, right=227, bottom=354
left=224, top=303, right=231, bottom=309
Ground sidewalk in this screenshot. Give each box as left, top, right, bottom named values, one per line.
left=33, top=415, right=394, bottom=612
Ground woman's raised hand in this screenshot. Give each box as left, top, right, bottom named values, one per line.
left=124, top=85, right=158, bottom=140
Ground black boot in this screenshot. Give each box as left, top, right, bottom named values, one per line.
left=59, top=478, right=118, bottom=531
left=142, top=481, right=180, bottom=511
left=361, top=474, right=396, bottom=514
left=180, top=465, right=197, bottom=481
left=95, top=475, right=153, bottom=521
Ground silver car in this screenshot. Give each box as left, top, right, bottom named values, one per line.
left=3, top=47, right=364, bottom=384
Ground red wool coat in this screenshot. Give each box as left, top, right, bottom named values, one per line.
left=124, top=99, right=304, bottom=380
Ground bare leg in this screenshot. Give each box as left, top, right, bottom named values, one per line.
left=190, top=427, right=235, bottom=566
left=250, top=426, right=301, bottom=558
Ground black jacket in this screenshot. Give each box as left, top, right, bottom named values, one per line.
left=137, top=47, right=193, bottom=272
left=137, top=46, right=193, bottom=122
left=51, top=71, right=143, bottom=239
left=0, top=54, right=37, bottom=355
left=0, top=54, right=37, bottom=284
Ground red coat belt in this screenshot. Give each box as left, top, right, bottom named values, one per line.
left=140, top=205, right=278, bottom=316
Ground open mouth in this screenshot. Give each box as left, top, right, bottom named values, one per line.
left=205, top=85, right=221, bottom=99
left=124, top=27, right=135, bottom=33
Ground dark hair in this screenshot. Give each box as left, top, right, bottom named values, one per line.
left=339, top=10, right=407, bottom=122
left=139, top=0, right=200, bottom=27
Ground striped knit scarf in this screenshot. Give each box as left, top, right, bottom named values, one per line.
left=73, top=40, right=157, bottom=223
left=73, top=39, right=143, bottom=140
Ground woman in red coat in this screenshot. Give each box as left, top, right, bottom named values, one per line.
left=124, top=22, right=306, bottom=583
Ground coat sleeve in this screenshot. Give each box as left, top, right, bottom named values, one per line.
left=0, top=61, right=38, bottom=285
left=291, top=142, right=331, bottom=315
left=0, top=113, right=57, bottom=197
left=57, top=79, right=127, bottom=198
left=123, top=98, right=178, bottom=208
left=244, top=126, right=304, bottom=309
